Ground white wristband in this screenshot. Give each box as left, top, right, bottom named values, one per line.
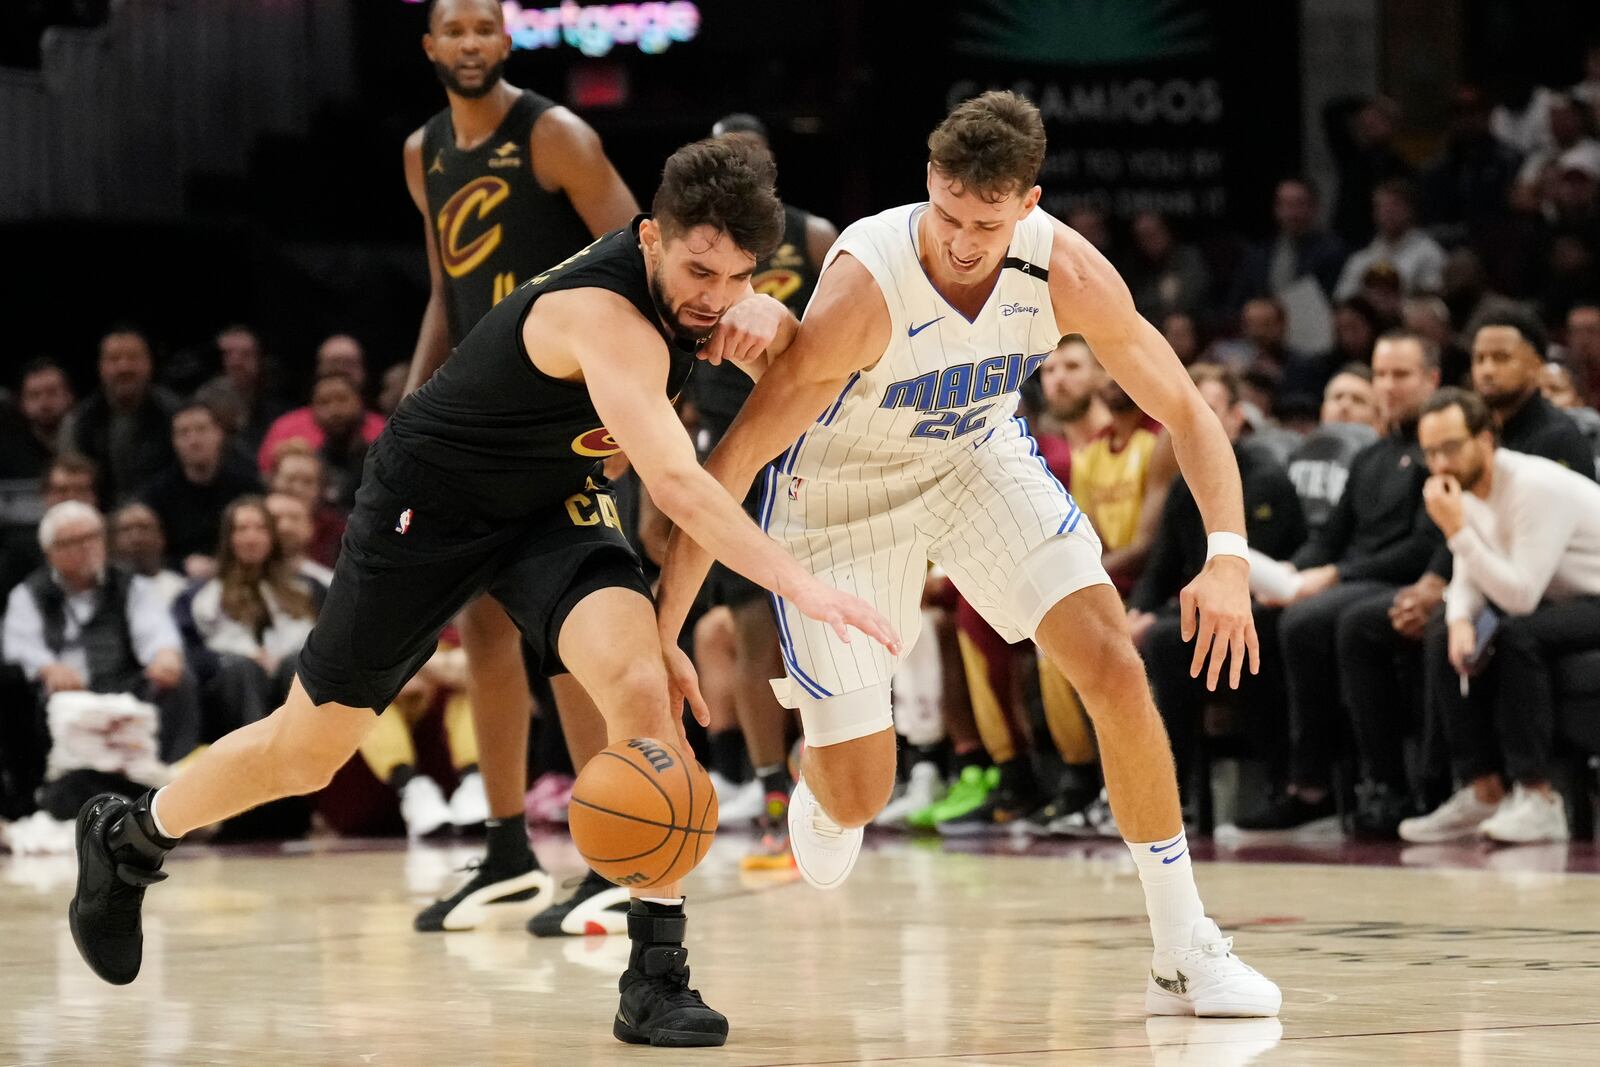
left=1205, top=531, right=1249, bottom=563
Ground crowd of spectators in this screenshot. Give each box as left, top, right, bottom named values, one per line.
left=4, top=62, right=1600, bottom=850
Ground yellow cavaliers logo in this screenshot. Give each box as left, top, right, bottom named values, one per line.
left=753, top=266, right=802, bottom=305
left=571, top=427, right=622, bottom=457
left=436, top=176, right=510, bottom=279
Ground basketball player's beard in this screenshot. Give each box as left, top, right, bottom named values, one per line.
left=649, top=272, right=716, bottom=348
left=1049, top=393, right=1093, bottom=423
left=434, top=58, right=505, bottom=100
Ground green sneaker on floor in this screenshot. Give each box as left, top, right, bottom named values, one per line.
left=908, top=765, right=997, bottom=830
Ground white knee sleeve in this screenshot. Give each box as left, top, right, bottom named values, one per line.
left=771, top=677, right=894, bottom=748
left=1005, top=531, right=1113, bottom=640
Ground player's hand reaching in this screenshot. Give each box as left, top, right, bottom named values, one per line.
left=702, top=293, right=789, bottom=370
left=662, top=641, right=711, bottom=733
left=1179, top=555, right=1259, bottom=691
left=786, top=575, right=903, bottom=655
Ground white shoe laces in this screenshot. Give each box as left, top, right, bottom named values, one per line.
left=808, top=805, right=845, bottom=841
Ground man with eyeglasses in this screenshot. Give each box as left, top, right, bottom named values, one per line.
left=1398, top=388, right=1600, bottom=845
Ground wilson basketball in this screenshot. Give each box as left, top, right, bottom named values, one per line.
left=568, top=737, right=718, bottom=890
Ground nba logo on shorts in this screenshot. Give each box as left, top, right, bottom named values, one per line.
left=789, top=477, right=803, bottom=500
left=395, top=508, right=413, bottom=535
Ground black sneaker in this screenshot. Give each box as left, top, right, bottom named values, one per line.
left=68, top=792, right=173, bottom=985
left=414, top=858, right=553, bottom=932
left=1351, top=781, right=1417, bottom=841
left=1233, top=792, right=1336, bottom=832
left=614, top=900, right=728, bottom=1048
left=528, top=869, right=630, bottom=937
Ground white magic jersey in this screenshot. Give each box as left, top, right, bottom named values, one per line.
left=758, top=202, right=1112, bottom=722
left=772, top=202, right=1064, bottom=484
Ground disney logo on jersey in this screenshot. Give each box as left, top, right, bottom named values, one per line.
left=571, top=426, right=623, bottom=457
left=436, top=176, right=510, bottom=279
left=1001, top=302, right=1040, bottom=317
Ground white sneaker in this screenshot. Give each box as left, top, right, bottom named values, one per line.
left=1479, top=784, right=1569, bottom=844
left=708, top=770, right=741, bottom=806
left=1398, top=785, right=1499, bottom=843
left=447, top=771, right=490, bottom=829
left=873, top=762, right=945, bottom=828
left=1051, top=788, right=1120, bottom=838
left=401, top=776, right=454, bottom=839
left=1146, top=918, right=1282, bottom=1018
left=718, top=779, right=765, bottom=828
left=787, top=777, right=862, bottom=890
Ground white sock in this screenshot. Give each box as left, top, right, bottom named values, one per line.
left=640, top=896, right=684, bottom=907
left=1125, top=830, right=1205, bottom=952
left=149, top=787, right=179, bottom=840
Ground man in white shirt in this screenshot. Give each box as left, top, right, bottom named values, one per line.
left=3, top=501, right=200, bottom=764
left=1400, top=388, right=1600, bottom=845
left=1334, top=179, right=1446, bottom=300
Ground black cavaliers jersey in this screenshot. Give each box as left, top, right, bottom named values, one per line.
left=422, top=89, right=594, bottom=344
left=692, top=203, right=824, bottom=438
left=385, top=217, right=698, bottom=520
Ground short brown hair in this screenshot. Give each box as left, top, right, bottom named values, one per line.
left=927, top=91, right=1046, bottom=202
left=652, top=137, right=784, bottom=261
left=1189, top=362, right=1242, bottom=407
left=1376, top=327, right=1441, bottom=370
left=1421, top=386, right=1494, bottom=438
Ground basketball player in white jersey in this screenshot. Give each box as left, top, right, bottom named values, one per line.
left=658, top=92, right=1280, bottom=1018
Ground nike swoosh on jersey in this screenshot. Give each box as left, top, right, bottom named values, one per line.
left=907, top=316, right=944, bottom=337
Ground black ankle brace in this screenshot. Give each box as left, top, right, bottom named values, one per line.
left=627, top=899, right=687, bottom=974
left=108, top=791, right=177, bottom=867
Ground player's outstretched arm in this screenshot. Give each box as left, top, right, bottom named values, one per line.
left=653, top=253, right=890, bottom=644
left=402, top=128, right=453, bottom=395
left=543, top=291, right=900, bottom=658
left=1049, top=221, right=1257, bottom=691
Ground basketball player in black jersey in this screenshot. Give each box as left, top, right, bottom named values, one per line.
left=68, top=138, right=898, bottom=1048
left=403, top=0, right=641, bottom=937
left=695, top=114, right=837, bottom=869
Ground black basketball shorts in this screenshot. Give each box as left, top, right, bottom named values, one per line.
left=296, top=447, right=650, bottom=711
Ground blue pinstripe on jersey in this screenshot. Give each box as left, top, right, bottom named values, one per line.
left=758, top=464, right=832, bottom=699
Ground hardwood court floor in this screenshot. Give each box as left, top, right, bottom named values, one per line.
left=2, top=830, right=1597, bottom=1066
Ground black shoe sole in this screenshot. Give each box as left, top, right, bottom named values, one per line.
left=69, top=794, right=139, bottom=986
left=613, top=1017, right=729, bottom=1048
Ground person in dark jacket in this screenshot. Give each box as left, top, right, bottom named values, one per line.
left=1236, top=330, right=1442, bottom=830
left=59, top=327, right=180, bottom=506
left=1228, top=177, right=1348, bottom=309
left=141, top=401, right=264, bottom=579
left=1130, top=365, right=1308, bottom=799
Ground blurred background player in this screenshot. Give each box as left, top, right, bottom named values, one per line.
left=690, top=113, right=838, bottom=869
left=400, top=0, right=641, bottom=936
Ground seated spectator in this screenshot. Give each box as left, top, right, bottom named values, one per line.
left=378, top=361, right=409, bottom=418
left=1160, top=311, right=1205, bottom=366
left=1228, top=177, right=1348, bottom=309
left=268, top=443, right=345, bottom=567
left=210, top=324, right=289, bottom=451
left=142, top=400, right=264, bottom=579
left=60, top=325, right=180, bottom=504
left=1538, top=362, right=1600, bottom=473
left=1286, top=364, right=1381, bottom=535
left=1334, top=179, right=1446, bottom=300
left=1327, top=296, right=1383, bottom=367
left=1324, top=95, right=1412, bottom=247
left=301, top=371, right=372, bottom=510
left=1399, top=389, right=1600, bottom=845
left=1354, top=261, right=1404, bottom=327
left=108, top=503, right=187, bottom=607
left=264, top=490, right=334, bottom=588
left=256, top=334, right=386, bottom=474
left=1239, top=296, right=1330, bottom=403
left=1239, top=331, right=1442, bottom=831
left=1515, top=94, right=1600, bottom=216
left=1065, top=203, right=1114, bottom=259
left=1468, top=309, right=1595, bottom=477
left=1, top=359, right=76, bottom=597
left=1563, top=303, right=1600, bottom=407
left=3, top=453, right=100, bottom=610
left=174, top=497, right=318, bottom=739
left=1124, top=211, right=1211, bottom=323
left=1418, top=86, right=1523, bottom=244
left=2, top=501, right=200, bottom=765
left=1131, top=365, right=1307, bottom=801
left=1402, top=296, right=1470, bottom=386
left=1442, top=247, right=1525, bottom=342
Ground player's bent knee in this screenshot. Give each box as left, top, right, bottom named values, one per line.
left=594, top=659, right=670, bottom=733
left=789, top=680, right=894, bottom=750
left=259, top=700, right=370, bottom=796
